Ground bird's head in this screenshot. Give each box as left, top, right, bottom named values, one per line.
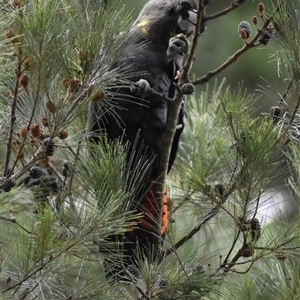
left=132, top=0, right=197, bottom=43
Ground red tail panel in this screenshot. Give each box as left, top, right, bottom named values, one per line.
left=138, top=185, right=168, bottom=235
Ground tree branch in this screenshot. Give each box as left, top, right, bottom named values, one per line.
left=164, top=206, right=220, bottom=258
left=181, top=0, right=204, bottom=82
left=204, top=2, right=239, bottom=21
left=10, top=138, right=52, bottom=181
left=9, top=65, right=42, bottom=176
left=151, top=0, right=205, bottom=255
left=131, top=82, right=173, bottom=103
left=0, top=216, right=34, bottom=234
left=3, top=51, right=22, bottom=177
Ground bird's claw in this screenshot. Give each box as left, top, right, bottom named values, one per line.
left=167, top=33, right=190, bottom=61
left=130, top=79, right=150, bottom=98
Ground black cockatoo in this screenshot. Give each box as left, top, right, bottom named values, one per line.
left=89, top=0, right=197, bottom=277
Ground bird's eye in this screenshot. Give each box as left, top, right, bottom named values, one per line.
left=168, top=6, right=175, bottom=14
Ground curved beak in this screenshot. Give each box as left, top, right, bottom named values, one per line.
left=178, top=10, right=197, bottom=36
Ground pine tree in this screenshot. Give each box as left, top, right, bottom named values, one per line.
left=0, top=0, right=299, bottom=299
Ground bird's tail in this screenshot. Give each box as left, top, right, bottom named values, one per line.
left=134, top=183, right=168, bottom=235
left=104, top=184, right=169, bottom=282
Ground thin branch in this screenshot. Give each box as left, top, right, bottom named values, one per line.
left=10, top=138, right=51, bottom=181
left=255, top=246, right=300, bottom=251
left=132, top=83, right=174, bottom=103
left=181, top=0, right=203, bottom=82
left=205, top=2, right=239, bottom=21
left=0, top=216, right=34, bottom=234
left=66, top=141, right=81, bottom=195
left=3, top=51, right=22, bottom=177
left=169, top=236, right=189, bottom=278
left=218, top=170, right=250, bottom=268
left=287, top=95, right=300, bottom=127
left=192, top=41, right=259, bottom=85
left=61, top=140, right=82, bottom=216
left=227, top=260, right=255, bottom=274
left=281, top=76, right=294, bottom=101
left=171, top=193, right=193, bottom=214
left=222, top=243, right=249, bottom=272
left=9, top=68, right=42, bottom=176
left=252, top=188, right=263, bottom=220
left=164, top=206, right=219, bottom=258
left=221, top=241, right=271, bottom=275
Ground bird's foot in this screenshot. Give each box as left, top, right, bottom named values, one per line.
left=167, top=33, right=190, bottom=61
left=130, top=79, right=150, bottom=98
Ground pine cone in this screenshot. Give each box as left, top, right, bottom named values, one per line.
left=250, top=218, right=262, bottom=241
left=259, top=25, right=275, bottom=45
left=158, top=277, right=170, bottom=289
left=0, top=177, right=16, bottom=192
left=157, top=277, right=171, bottom=300
left=45, top=99, right=58, bottom=113
left=238, top=21, right=251, bottom=39
left=43, top=138, right=55, bottom=156
left=241, top=244, right=253, bottom=257
left=180, top=83, right=195, bottom=95
left=270, top=106, right=283, bottom=124
left=237, top=216, right=250, bottom=232
left=29, top=167, right=45, bottom=179
left=127, top=264, right=141, bottom=279
left=192, top=263, right=204, bottom=274
left=57, top=129, right=68, bottom=140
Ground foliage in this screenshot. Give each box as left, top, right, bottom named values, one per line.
left=0, top=0, right=299, bottom=299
